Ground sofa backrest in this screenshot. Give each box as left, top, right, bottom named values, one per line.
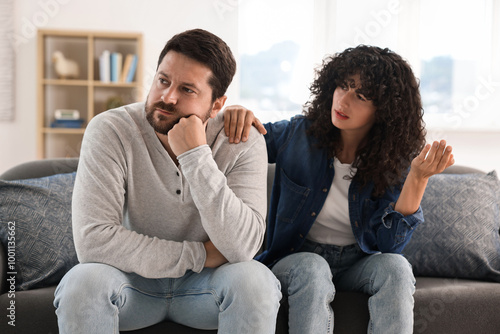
left=0, top=158, right=487, bottom=294
left=0, top=158, right=485, bottom=182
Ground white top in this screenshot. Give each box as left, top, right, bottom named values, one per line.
left=307, top=157, right=357, bottom=246
left=72, top=102, right=268, bottom=279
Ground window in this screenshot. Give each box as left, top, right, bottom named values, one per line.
left=418, top=0, right=499, bottom=130
left=237, top=0, right=500, bottom=130
left=333, top=0, right=399, bottom=52
left=238, top=0, right=316, bottom=121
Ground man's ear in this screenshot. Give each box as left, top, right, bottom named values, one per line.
left=209, top=95, right=227, bottom=119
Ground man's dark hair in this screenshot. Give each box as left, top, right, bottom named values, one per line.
left=157, top=29, right=236, bottom=101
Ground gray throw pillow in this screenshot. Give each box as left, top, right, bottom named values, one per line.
left=0, top=172, right=78, bottom=290
left=404, top=171, right=500, bottom=282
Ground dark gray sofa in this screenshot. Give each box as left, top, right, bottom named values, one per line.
left=1, top=158, right=499, bottom=333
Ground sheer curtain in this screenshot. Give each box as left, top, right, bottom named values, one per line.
left=0, top=0, right=15, bottom=121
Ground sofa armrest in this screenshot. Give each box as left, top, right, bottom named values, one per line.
left=0, top=158, right=79, bottom=181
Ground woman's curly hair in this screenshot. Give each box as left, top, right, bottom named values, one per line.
left=304, top=45, right=426, bottom=197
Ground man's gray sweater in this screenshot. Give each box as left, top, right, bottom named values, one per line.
left=72, top=102, right=268, bottom=278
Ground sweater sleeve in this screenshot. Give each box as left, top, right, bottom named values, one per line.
left=72, top=113, right=206, bottom=278
left=177, top=128, right=268, bottom=263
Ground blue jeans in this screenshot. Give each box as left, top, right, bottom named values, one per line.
left=54, top=261, right=281, bottom=333
left=272, top=239, right=415, bottom=334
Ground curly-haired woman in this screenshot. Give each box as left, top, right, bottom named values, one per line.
left=223, top=45, right=454, bottom=333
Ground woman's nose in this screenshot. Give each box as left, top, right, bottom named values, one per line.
left=338, top=90, right=350, bottom=108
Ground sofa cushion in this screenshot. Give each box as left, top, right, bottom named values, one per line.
left=0, top=172, right=78, bottom=290
left=404, top=171, right=500, bottom=282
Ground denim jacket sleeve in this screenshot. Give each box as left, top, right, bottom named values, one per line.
left=264, top=118, right=295, bottom=163
left=353, top=181, right=424, bottom=254
left=376, top=202, right=423, bottom=253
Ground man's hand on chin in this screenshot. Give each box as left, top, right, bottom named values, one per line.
left=168, top=115, right=208, bottom=156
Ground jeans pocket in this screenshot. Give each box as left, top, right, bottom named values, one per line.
left=298, top=239, right=324, bottom=254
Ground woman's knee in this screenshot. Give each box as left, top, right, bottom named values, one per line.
left=272, top=252, right=334, bottom=296
left=273, top=252, right=332, bottom=279
left=371, top=253, right=415, bottom=287
left=382, top=254, right=413, bottom=276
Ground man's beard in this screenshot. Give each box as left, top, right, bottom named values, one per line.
left=145, top=100, right=181, bottom=135
left=145, top=99, right=213, bottom=135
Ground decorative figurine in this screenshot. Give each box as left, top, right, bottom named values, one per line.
left=52, top=51, right=79, bottom=79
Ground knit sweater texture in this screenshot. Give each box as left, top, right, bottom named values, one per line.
left=72, top=102, right=268, bottom=278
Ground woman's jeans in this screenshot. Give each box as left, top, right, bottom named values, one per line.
left=54, top=261, right=281, bottom=334
left=271, top=239, right=416, bottom=334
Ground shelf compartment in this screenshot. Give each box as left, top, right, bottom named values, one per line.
left=43, top=35, right=89, bottom=80
left=93, top=86, right=140, bottom=116
left=43, top=85, right=88, bottom=128
left=94, top=36, right=141, bottom=83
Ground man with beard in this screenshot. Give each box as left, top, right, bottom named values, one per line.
left=53, top=29, right=281, bottom=334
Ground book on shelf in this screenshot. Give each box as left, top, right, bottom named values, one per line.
left=110, top=52, right=123, bottom=82
left=99, top=50, right=110, bottom=83
left=99, top=52, right=138, bottom=83
left=122, top=54, right=138, bottom=83
left=50, top=119, right=85, bottom=128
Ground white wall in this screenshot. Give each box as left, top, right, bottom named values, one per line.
left=1, top=0, right=499, bottom=174
left=0, top=0, right=240, bottom=174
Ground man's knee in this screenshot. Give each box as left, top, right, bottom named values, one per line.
left=225, top=260, right=281, bottom=289
left=54, top=263, right=122, bottom=307
left=218, top=260, right=281, bottom=303
left=208, top=261, right=281, bottom=332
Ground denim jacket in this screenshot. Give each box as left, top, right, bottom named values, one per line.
left=256, top=116, right=424, bottom=267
